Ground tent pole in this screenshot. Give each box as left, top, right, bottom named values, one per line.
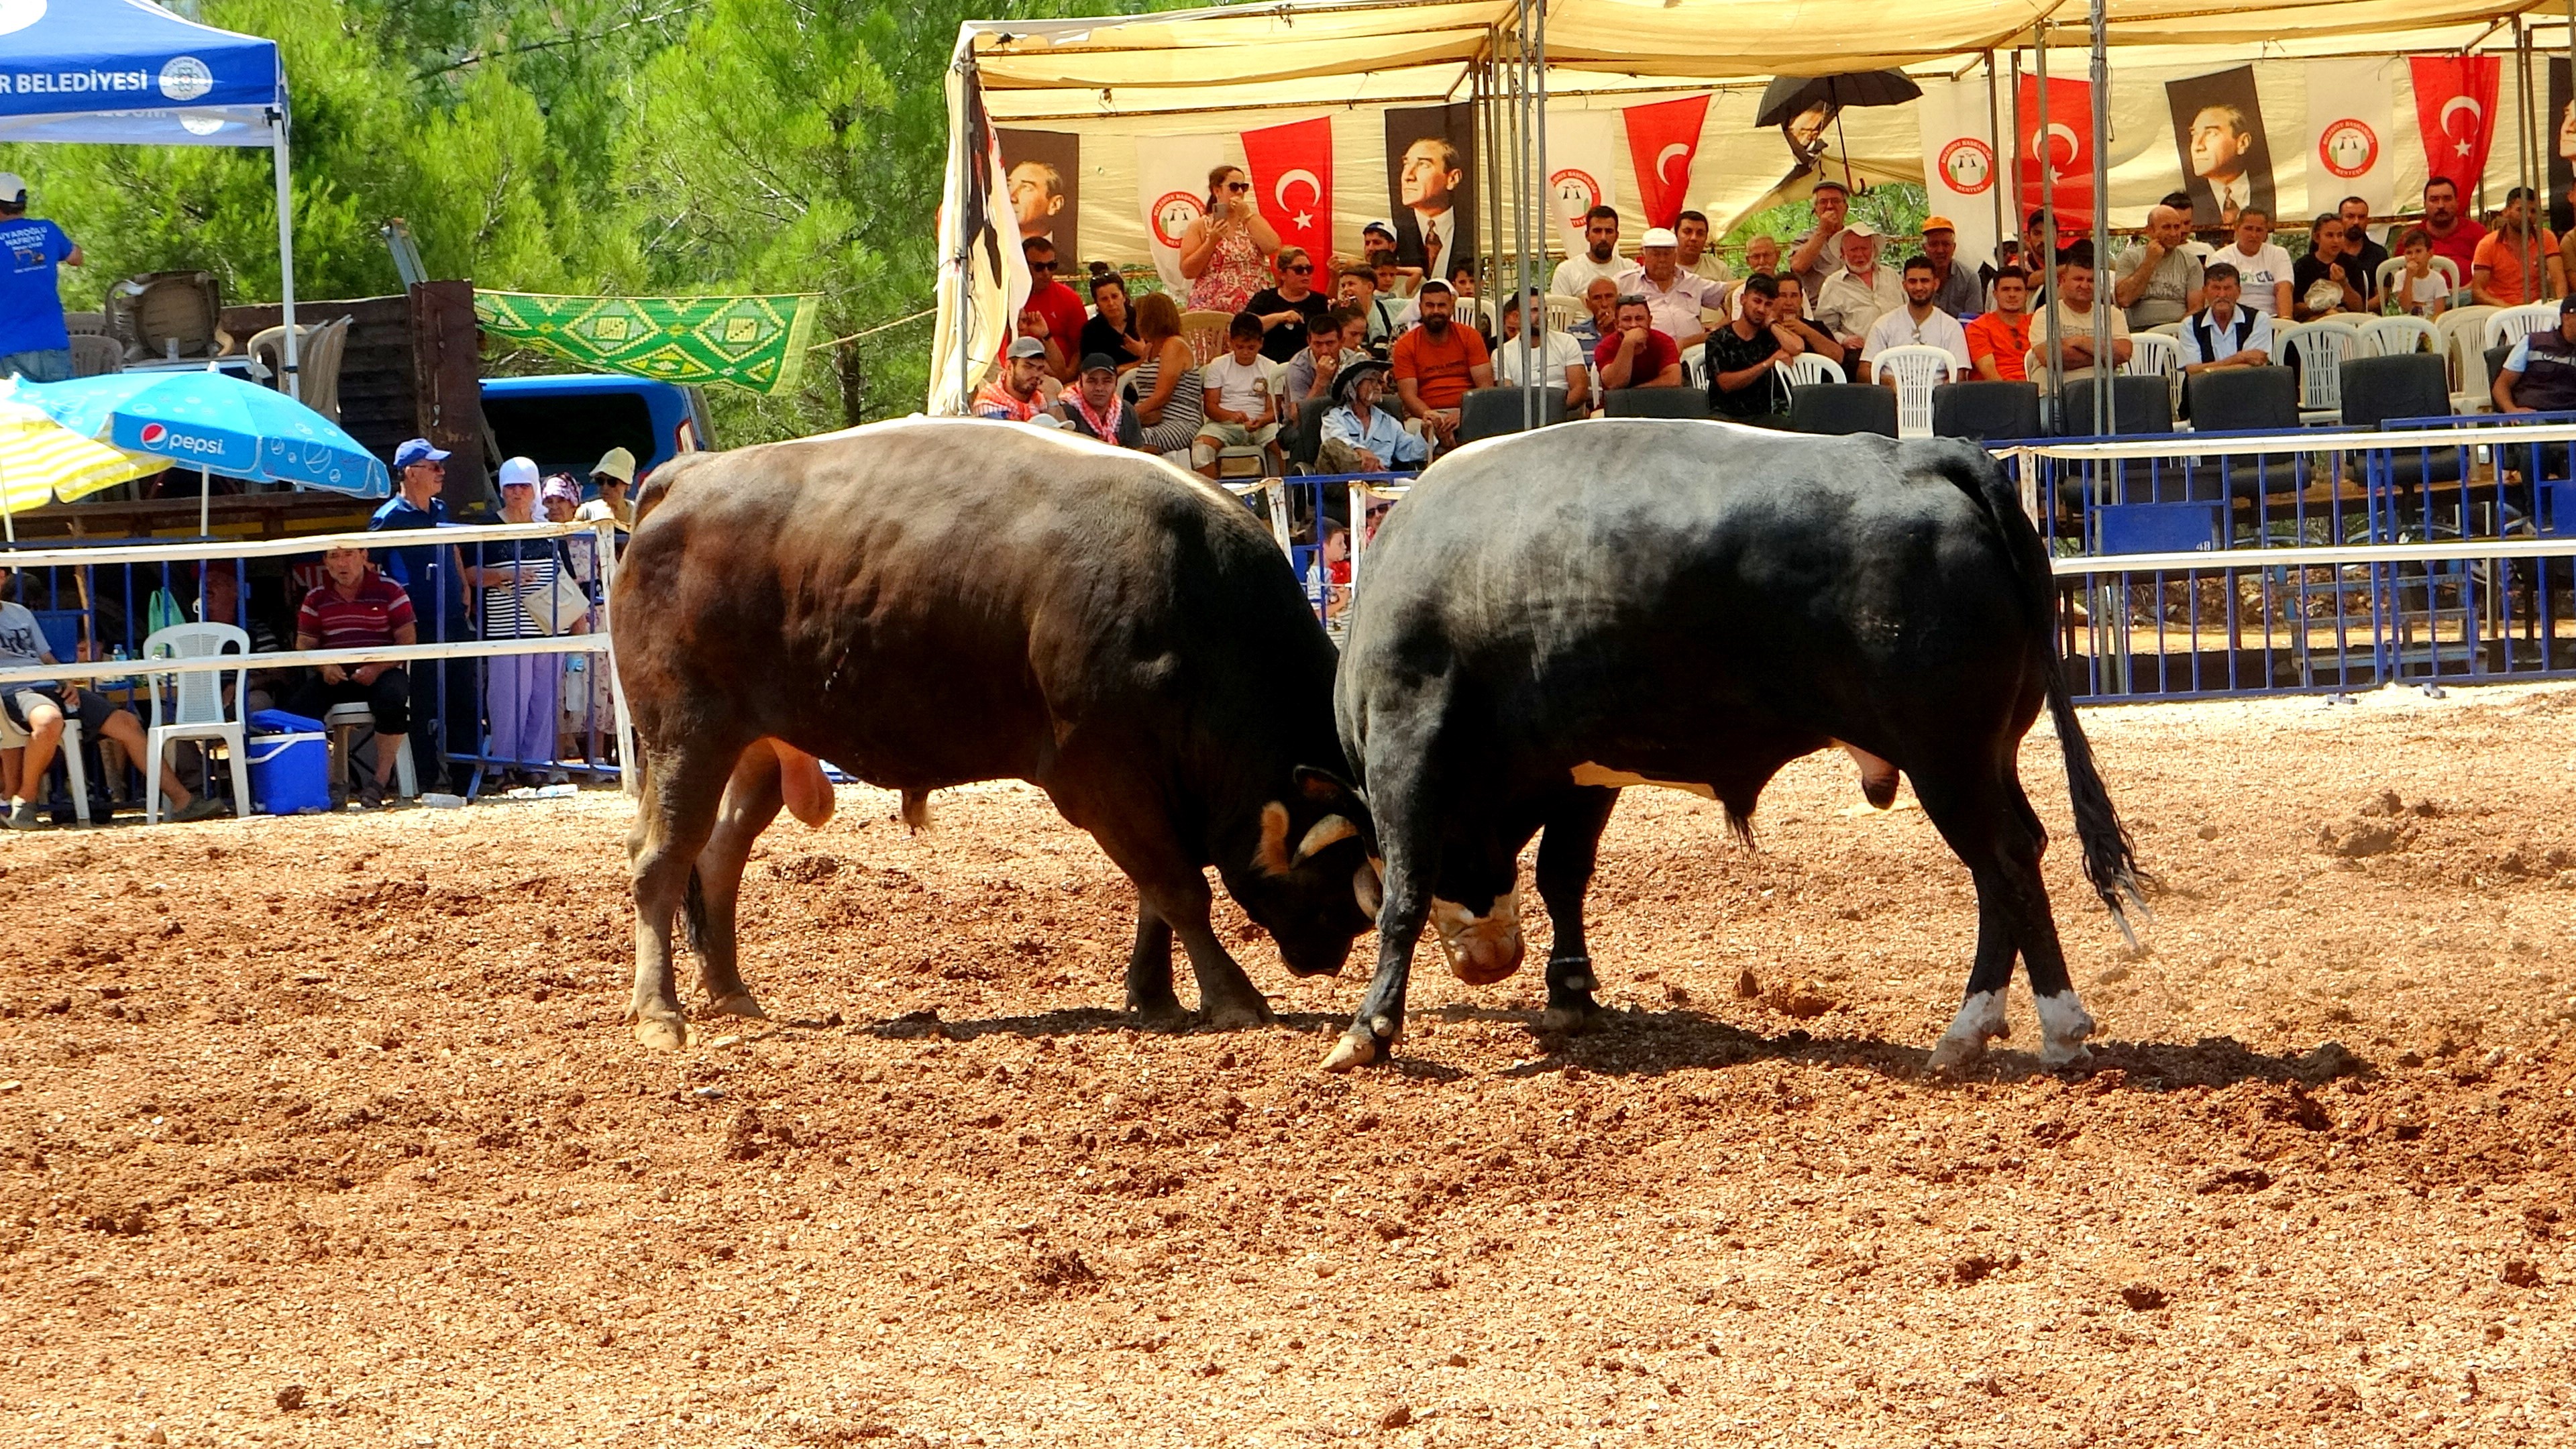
left=2518, top=22, right=2535, bottom=302
left=2090, top=0, right=2111, bottom=439
left=270, top=109, right=300, bottom=405
left=1529, top=0, right=1547, bottom=429
left=2035, top=25, right=2063, bottom=433
left=1985, top=50, right=2006, bottom=277
left=199, top=466, right=211, bottom=540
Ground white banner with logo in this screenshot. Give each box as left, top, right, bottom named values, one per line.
left=1917, top=78, right=2000, bottom=269
left=1545, top=109, right=1621, bottom=260
left=1134, top=131, right=1237, bottom=291
left=2306, top=59, right=2394, bottom=223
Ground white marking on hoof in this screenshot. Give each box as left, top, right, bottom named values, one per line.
left=1319, top=1033, right=1377, bottom=1073
left=1925, top=989, right=2006, bottom=1071
left=1430, top=888, right=1525, bottom=985
left=2034, top=989, right=2096, bottom=1066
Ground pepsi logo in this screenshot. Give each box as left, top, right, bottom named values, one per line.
left=140, top=423, right=166, bottom=445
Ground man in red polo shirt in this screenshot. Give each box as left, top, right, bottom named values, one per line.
left=1016, top=236, right=1090, bottom=383
left=290, top=545, right=419, bottom=808
left=1389, top=280, right=1492, bottom=449
left=2418, top=176, right=2487, bottom=283
left=1595, top=293, right=1684, bottom=390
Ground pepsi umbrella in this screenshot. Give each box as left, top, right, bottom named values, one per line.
left=9, top=370, right=390, bottom=536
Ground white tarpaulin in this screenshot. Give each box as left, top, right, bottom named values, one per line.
left=1918, top=77, right=2002, bottom=268
left=2306, top=57, right=2399, bottom=219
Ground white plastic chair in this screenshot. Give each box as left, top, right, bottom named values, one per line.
left=1681, top=340, right=1708, bottom=390
left=1780, top=351, right=1841, bottom=390
left=1542, top=294, right=1585, bottom=335
left=2436, top=305, right=2499, bottom=411
left=2357, top=315, right=2438, bottom=359
left=1867, top=344, right=1955, bottom=438
left=2124, top=332, right=2183, bottom=415
left=322, top=701, right=418, bottom=800
left=55, top=718, right=91, bottom=825
left=2484, top=303, right=2556, bottom=354
left=138, top=623, right=249, bottom=824
left=2275, top=319, right=2363, bottom=424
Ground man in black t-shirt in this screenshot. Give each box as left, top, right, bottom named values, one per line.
left=1707, top=273, right=1799, bottom=423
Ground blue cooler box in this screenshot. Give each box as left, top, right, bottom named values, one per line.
left=245, top=708, right=330, bottom=815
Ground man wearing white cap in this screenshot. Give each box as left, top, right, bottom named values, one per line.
left=1812, top=224, right=1903, bottom=351
left=1620, top=226, right=1722, bottom=350
left=0, top=173, right=82, bottom=384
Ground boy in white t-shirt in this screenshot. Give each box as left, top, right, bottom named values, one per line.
left=1192, top=311, right=1281, bottom=479
left=2208, top=207, right=2295, bottom=317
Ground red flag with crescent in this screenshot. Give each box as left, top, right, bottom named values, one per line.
left=1621, top=95, right=1711, bottom=230
left=1242, top=117, right=1334, bottom=262
left=2409, top=56, right=2500, bottom=190
left=2015, top=74, right=2096, bottom=232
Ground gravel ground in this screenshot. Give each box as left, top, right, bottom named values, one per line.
left=2, top=680, right=2571, bottom=1448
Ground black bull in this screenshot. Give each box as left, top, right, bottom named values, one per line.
left=610, top=421, right=1377, bottom=1049
left=1311, top=421, right=2148, bottom=1073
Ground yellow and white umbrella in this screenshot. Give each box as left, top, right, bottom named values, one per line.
left=0, top=395, right=166, bottom=541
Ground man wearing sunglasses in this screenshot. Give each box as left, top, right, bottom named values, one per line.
left=1018, top=235, right=1089, bottom=383
left=1248, top=246, right=1332, bottom=362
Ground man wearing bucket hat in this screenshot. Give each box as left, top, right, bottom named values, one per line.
left=0, top=173, right=82, bottom=384
left=1316, top=358, right=1426, bottom=475
left=575, top=447, right=637, bottom=529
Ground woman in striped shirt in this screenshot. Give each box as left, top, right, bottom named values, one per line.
left=480, top=458, right=564, bottom=784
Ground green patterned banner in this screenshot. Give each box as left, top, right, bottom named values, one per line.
left=474, top=291, right=822, bottom=394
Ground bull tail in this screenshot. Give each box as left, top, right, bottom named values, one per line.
left=1943, top=445, right=2152, bottom=945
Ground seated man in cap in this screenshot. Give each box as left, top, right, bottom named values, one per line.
left=1622, top=226, right=1722, bottom=351
left=1917, top=217, right=1984, bottom=317
left=1055, top=352, right=1146, bottom=449
left=576, top=447, right=637, bottom=530
left=1317, top=359, right=1428, bottom=474
left=973, top=337, right=1057, bottom=422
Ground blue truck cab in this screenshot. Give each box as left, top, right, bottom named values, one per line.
left=478, top=374, right=714, bottom=492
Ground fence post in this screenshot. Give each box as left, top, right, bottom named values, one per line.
left=593, top=517, right=641, bottom=798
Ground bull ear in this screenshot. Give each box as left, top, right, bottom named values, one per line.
left=1354, top=857, right=1384, bottom=918
left=1292, top=814, right=1359, bottom=865
left=1254, top=800, right=1294, bottom=877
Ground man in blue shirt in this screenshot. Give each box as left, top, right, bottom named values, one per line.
left=1317, top=360, right=1428, bottom=473
left=368, top=437, right=478, bottom=789
left=0, top=173, right=82, bottom=384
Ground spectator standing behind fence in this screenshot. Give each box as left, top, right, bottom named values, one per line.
left=2115, top=205, right=2206, bottom=330
left=1705, top=273, right=1798, bottom=425
left=2490, top=294, right=2576, bottom=413
left=2417, top=176, right=2486, bottom=282
left=1056, top=353, right=1146, bottom=449
left=2391, top=229, right=2451, bottom=318
left=1814, top=225, right=1902, bottom=354
left=0, top=173, right=80, bottom=384
left=287, top=547, right=417, bottom=809
left=574, top=447, right=635, bottom=532
left=1550, top=206, right=1625, bottom=300
left=1181, top=165, right=1280, bottom=314
left=1492, top=292, right=1591, bottom=417
left=1966, top=270, right=2033, bottom=381
left=2472, top=187, right=2565, bottom=308
left=2178, top=264, right=2273, bottom=377
left=368, top=437, right=476, bottom=794
left=1318, top=359, right=1426, bottom=474
left=2292, top=214, right=2371, bottom=320
left=543, top=476, right=608, bottom=767
left=0, top=572, right=219, bottom=828
left=1390, top=281, right=1491, bottom=451
left=1860, top=256, right=1974, bottom=384
left=1126, top=292, right=1205, bottom=455
left=479, top=458, right=566, bottom=788
left=2028, top=250, right=2132, bottom=385
left=1081, top=272, right=1146, bottom=371
left=2206, top=209, right=2293, bottom=318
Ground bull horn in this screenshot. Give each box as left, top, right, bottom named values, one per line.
left=1354, top=857, right=1384, bottom=918
left=1293, top=814, right=1359, bottom=865
left=1254, top=801, right=1294, bottom=876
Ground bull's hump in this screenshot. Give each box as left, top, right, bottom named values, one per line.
left=806, top=416, right=1251, bottom=517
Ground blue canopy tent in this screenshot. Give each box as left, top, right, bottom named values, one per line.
left=0, top=0, right=301, bottom=396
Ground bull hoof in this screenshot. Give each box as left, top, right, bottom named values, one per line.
left=633, top=1014, right=690, bottom=1051
left=1538, top=1002, right=1603, bottom=1033
left=1202, top=996, right=1277, bottom=1031
left=1926, top=989, right=2007, bottom=1073
left=1923, top=1033, right=1986, bottom=1073
left=1318, top=1031, right=1379, bottom=1073
left=1129, top=1000, right=1191, bottom=1030
left=705, top=991, right=769, bottom=1022
left=2035, top=990, right=2096, bottom=1067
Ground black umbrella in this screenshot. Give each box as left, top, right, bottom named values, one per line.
left=1754, top=70, right=1924, bottom=129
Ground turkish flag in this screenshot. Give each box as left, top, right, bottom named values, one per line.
left=2015, top=74, right=2096, bottom=233
left=2410, top=56, right=2500, bottom=191
left=1622, top=95, right=1711, bottom=230
left=1242, top=117, right=1334, bottom=263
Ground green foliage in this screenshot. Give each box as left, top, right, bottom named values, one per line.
left=1721, top=181, right=1931, bottom=268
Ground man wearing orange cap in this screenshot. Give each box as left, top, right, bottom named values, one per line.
left=1917, top=217, right=1982, bottom=318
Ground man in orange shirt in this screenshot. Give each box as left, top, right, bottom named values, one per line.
left=2471, top=186, right=2566, bottom=307
left=1389, top=280, right=1493, bottom=449
left=1966, top=270, right=2034, bottom=382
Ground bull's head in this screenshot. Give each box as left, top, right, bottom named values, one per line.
left=1233, top=767, right=1380, bottom=977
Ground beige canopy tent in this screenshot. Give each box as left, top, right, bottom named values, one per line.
left=933, top=0, right=2576, bottom=415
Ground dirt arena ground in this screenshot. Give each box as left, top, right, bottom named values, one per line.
left=3, top=682, right=2573, bottom=1448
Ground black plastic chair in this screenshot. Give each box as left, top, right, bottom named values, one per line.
left=2181, top=366, right=2301, bottom=500
left=1786, top=383, right=1897, bottom=437
left=2341, top=353, right=2465, bottom=489
left=1285, top=395, right=1336, bottom=472
left=1930, top=381, right=2041, bottom=441
left=1601, top=386, right=1710, bottom=420
left=2055, top=374, right=2174, bottom=436
left=1456, top=386, right=1568, bottom=443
